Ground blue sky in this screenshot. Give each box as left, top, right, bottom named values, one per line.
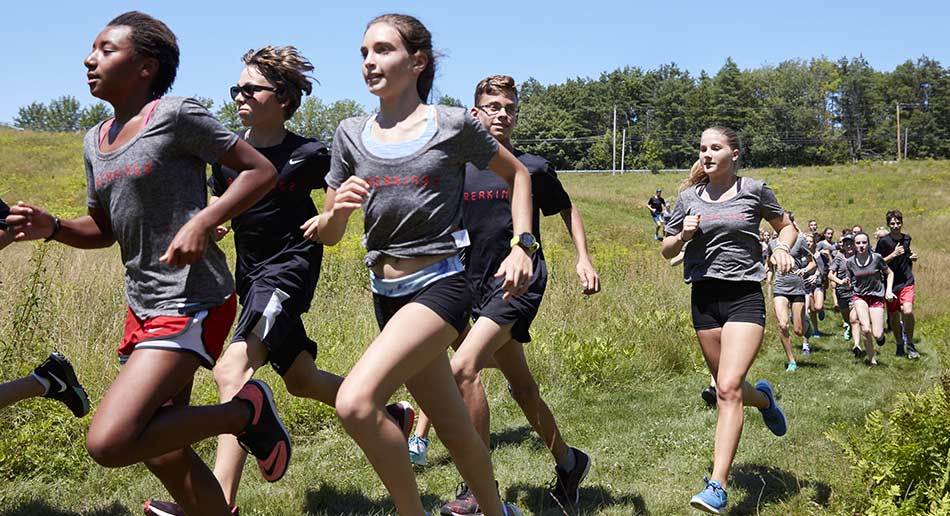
left=1, top=0, right=947, bottom=124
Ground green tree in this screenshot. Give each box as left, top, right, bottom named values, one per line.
left=45, top=96, right=82, bottom=132
left=14, top=102, right=49, bottom=131
left=79, top=102, right=113, bottom=131
left=215, top=99, right=243, bottom=132
left=436, top=95, right=464, bottom=108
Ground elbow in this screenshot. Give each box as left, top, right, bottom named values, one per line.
left=261, top=163, right=278, bottom=189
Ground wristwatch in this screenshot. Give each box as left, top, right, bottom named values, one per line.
left=510, top=232, right=539, bottom=255
left=44, top=216, right=61, bottom=242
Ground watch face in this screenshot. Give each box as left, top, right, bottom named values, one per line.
left=520, top=233, right=537, bottom=248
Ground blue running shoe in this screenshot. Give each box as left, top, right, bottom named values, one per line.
left=755, top=380, right=787, bottom=437
left=409, top=435, right=429, bottom=466
left=690, top=477, right=727, bottom=514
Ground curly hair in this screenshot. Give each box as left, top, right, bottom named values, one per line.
left=107, top=11, right=179, bottom=98
left=242, top=46, right=315, bottom=120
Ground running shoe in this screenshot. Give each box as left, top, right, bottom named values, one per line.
left=32, top=351, right=90, bottom=417
left=234, top=380, right=291, bottom=482
left=409, top=434, right=430, bottom=466
left=701, top=386, right=718, bottom=407
left=785, top=361, right=797, bottom=373
left=907, top=343, right=921, bottom=359
left=386, top=401, right=415, bottom=439
left=876, top=335, right=886, bottom=346
left=755, top=380, right=787, bottom=436
left=550, top=447, right=591, bottom=507
left=802, top=343, right=811, bottom=356
left=502, top=504, right=523, bottom=516
left=143, top=500, right=239, bottom=516
left=896, top=344, right=906, bottom=357
left=843, top=326, right=852, bottom=341
left=689, top=477, right=727, bottom=514
left=440, top=482, right=482, bottom=515
left=818, top=309, right=825, bottom=321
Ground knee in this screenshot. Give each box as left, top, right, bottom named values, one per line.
left=777, top=321, right=789, bottom=334
left=213, top=360, right=249, bottom=399
left=715, top=381, right=743, bottom=404
left=509, top=378, right=540, bottom=406
left=452, top=361, right=482, bottom=389
left=335, top=386, right=375, bottom=435
left=901, top=306, right=914, bottom=317
left=85, top=430, right=132, bottom=468
left=284, top=375, right=310, bottom=398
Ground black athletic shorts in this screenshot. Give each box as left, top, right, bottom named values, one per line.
left=836, top=290, right=853, bottom=313
left=471, top=259, right=547, bottom=343
left=691, top=279, right=767, bottom=330
left=232, top=282, right=318, bottom=376
left=773, top=293, right=806, bottom=304
left=373, top=272, right=472, bottom=334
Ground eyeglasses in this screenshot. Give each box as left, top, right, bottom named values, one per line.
left=476, top=103, right=519, bottom=117
left=230, top=83, right=279, bottom=100
left=888, top=221, right=902, bottom=227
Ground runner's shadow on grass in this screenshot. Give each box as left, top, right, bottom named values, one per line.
left=792, top=361, right=827, bottom=369
left=729, top=463, right=831, bottom=515
left=427, top=425, right=539, bottom=467
left=504, top=483, right=649, bottom=515
left=0, top=500, right=130, bottom=516
left=305, top=484, right=443, bottom=515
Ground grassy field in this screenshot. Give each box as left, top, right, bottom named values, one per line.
left=1, top=127, right=949, bottom=515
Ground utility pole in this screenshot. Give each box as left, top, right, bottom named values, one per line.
left=896, top=102, right=902, bottom=161
left=612, top=106, right=617, bottom=175
left=620, top=127, right=626, bottom=173
left=904, top=127, right=909, bottom=159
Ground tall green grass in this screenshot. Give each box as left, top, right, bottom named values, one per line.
left=1, top=128, right=949, bottom=514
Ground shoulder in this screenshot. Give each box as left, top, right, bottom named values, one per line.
left=434, top=105, right=475, bottom=133
left=516, top=151, right=553, bottom=176
left=288, top=133, right=329, bottom=156
left=336, top=115, right=370, bottom=137
left=740, top=176, right=767, bottom=192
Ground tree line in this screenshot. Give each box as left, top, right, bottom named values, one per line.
left=13, top=56, right=947, bottom=170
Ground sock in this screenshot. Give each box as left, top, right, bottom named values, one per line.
left=557, top=447, right=576, bottom=472
left=30, top=372, right=51, bottom=395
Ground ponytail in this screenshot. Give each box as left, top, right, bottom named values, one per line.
left=679, top=159, right=708, bottom=192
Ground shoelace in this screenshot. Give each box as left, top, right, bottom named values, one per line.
left=703, top=477, right=726, bottom=498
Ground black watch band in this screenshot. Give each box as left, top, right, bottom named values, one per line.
left=44, top=217, right=61, bottom=242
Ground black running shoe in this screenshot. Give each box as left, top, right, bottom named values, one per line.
left=32, top=352, right=90, bottom=417
left=701, top=386, right=718, bottom=407
left=550, top=447, right=591, bottom=507
left=144, top=499, right=239, bottom=516
left=234, top=380, right=291, bottom=482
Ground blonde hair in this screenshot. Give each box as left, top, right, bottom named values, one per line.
left=679, top=126, right=742, bottom=192
left=241, top=46, right=314, bottom=120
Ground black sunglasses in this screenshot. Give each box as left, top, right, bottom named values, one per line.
left=230, top=83, right=279, bottom=100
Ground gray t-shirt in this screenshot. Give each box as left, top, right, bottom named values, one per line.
left=665, top=177, right=785, bottom=283
left=846, top=252, right=889, bottom=297
left=769, top=236, right=811, bottom=295
left=84, top=97, right=238, bottom=318
left=830, top=252, right=853, bottom=298
left=816, top=240, right=835, bottom=273
left=326, top=105, right=499, bottom=267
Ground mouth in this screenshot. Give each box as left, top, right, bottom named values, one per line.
left=365, top=73, right=384, bottom=85
left=87, top=73, right=100, bottom=85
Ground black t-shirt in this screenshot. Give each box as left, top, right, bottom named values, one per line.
left=874, top=233, right=914, bottom=290
left=0, top=197, right=8, bottom=228
left=648, top=195, right=665, bottom=215
left=209, top=132, right=329, bottom=286
left=462, top=151, right=572, bottom=291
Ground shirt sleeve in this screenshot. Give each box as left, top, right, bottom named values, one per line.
left=304, top=148, right=331, bottom=191
left=877, top=253, right=889, bottom=273
left=759, top=182, right=785, bottom=221
left=208, top=164, right=226, bottom=197
left=532, top=164, right=572, bottom=216
left=461, top=113, right=500, bottom=170
left=664, top=194, right=687, bottom=236
left=175, top=98, right=239, bottom=164
left=325, top=124, right=353, bottom=190
left=84, top=152, right=100, bottom=209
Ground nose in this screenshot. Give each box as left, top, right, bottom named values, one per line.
left=84, top=51, right=96, bottom=70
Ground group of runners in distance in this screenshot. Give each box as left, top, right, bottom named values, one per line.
left=0, top=9, right=923, bottom=516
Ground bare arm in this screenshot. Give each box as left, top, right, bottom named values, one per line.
left=487, top=147, right=533, bottom=300
left=0, top=227, right=12, bottom=250
left=768, top=214, right=797, bottom=274
left=8, top=204, right=115, bottom=249
left=559, top=202, right=601, bottom=295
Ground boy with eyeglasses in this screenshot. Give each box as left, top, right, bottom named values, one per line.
left=874, top=209, right=919, bottom=358
left=410, top=75, right=601, bottom=513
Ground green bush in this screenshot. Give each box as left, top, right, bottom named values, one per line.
left=831, top=376, right=950, bottom=515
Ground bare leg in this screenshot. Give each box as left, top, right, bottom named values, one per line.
left=336, top=304, right=506, bottom=516
left=772, top=296, right=795, bottom=363
left=696, top=323, right=769, bottom=489
left=495, top=339, right=570, bottom=464
left=0, top=376, right=45, bottom=411
left=853, top=298, right=875, bottom=362
left=413, top=327, right=470, bottom=441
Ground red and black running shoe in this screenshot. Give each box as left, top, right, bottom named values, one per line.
left=386, top=400, right=415, bottom=439
left=234, top=380, right=291, bottom=482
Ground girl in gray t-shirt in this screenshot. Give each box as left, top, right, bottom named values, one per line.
left=661, top=126, right=796, bottom=514
left=7, top=13, right=292, bottom=513
left=300, top=14, right=528, bottom=516
left=846, top=232, right=895, bottom=365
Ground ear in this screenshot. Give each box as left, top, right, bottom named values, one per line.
left=411, top=50, right=428, bottom=75
left=470, top=106, right=479, bottom=118
left=140, top=56, right=159, bottom=82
